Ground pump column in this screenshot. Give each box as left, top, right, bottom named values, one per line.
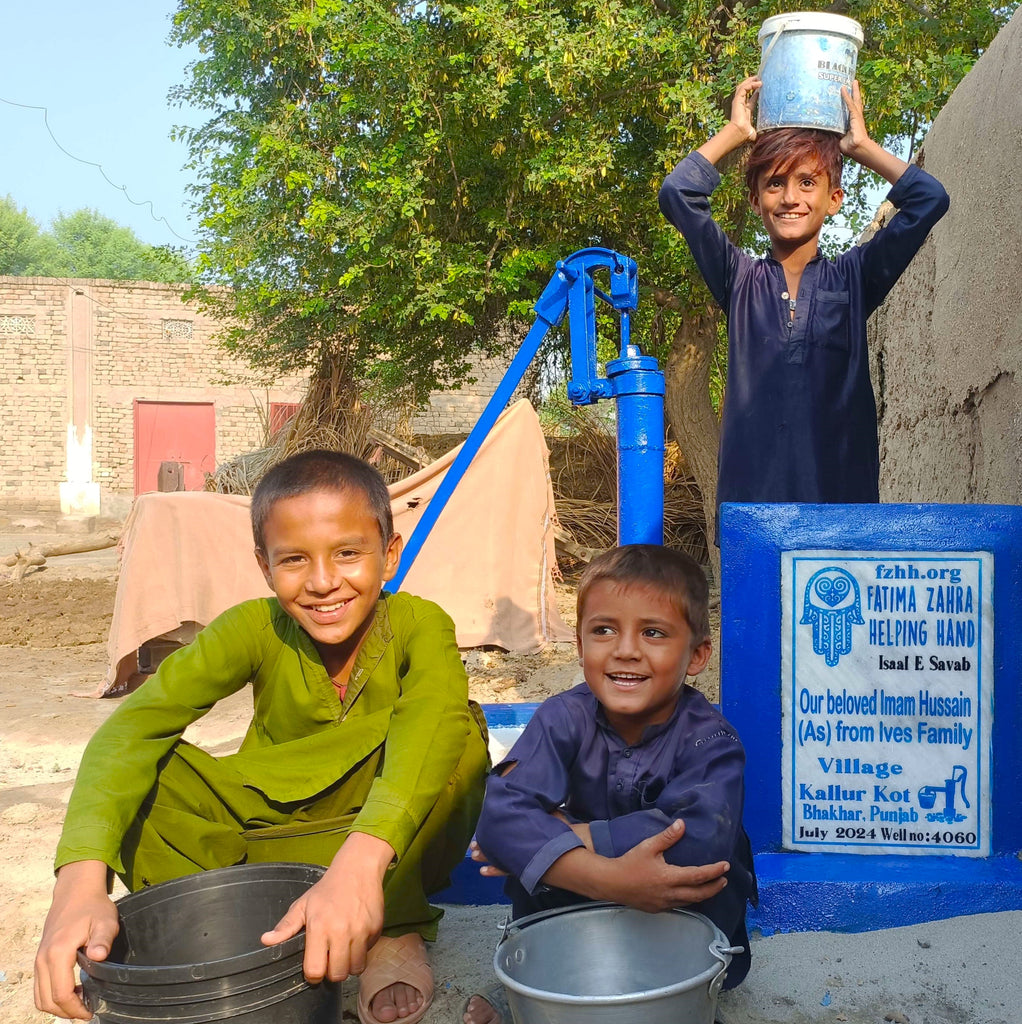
left=606, top=345, right=665, bottom=546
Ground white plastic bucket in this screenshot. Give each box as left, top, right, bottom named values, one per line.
left=757, top=12, right=864, bottom=134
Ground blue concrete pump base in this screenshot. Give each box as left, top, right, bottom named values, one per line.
left=722, top=503, right=1022, bottom=934
left=750, top=851, right=1022, bottom=934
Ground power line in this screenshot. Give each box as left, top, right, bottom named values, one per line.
left=0, top=93, right=200, bottom=246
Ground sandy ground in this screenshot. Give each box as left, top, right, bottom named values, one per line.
left=1, top=532, right=1018, bottom=1024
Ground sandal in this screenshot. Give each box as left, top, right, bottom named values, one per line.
left=357, top=932, right=434, bottom=1024
left=461, top=984, right=511, bottom=1024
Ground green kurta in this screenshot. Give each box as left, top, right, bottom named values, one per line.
left=57, top=591, right=487, bottom=935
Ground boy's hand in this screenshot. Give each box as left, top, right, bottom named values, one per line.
left=262, top=831, right=394, bottom=983
left=839, top=80, right=910, bottom=184
left=607, top=820, right=729, bottom=912
left=541, top=819, right=730, bottom=913
left=469, top=839, right=508, bottom=877
left=696, top=76, right=760, bottom=165
left=729, top=76, right=762, bottom=143
left=839, top=80, right=871, bottom=157
left=34, top=860, right=119, bottom=1021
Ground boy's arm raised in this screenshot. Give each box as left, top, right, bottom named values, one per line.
left=696, top=76, right=761, bottom=166
left=840, top=80, right=909, bottom=185
left=658, top=76, right=759, bottom=312
left=841, top=78, right=949, bottom=311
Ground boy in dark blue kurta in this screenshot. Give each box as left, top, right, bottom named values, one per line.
left=464, top=545, right=755, bottom=1023
left=658, top=77, right=949, bottom=522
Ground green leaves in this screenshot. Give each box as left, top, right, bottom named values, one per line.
left=0, top=198, right=193, bottom=282
left=172, top=0, right=1015, bottom=400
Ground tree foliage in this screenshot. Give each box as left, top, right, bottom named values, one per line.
left=45, top=209, right=193, bottom=282
left=0, top=197, right=192, bottom=282
left=0, top=198, right=54, bottom=276
left=172, top=0, right=1013, bottom=401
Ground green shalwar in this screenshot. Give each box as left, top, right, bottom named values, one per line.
left=56, top=591, right=488, bottom=939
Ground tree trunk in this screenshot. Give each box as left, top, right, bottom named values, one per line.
left=662, top=306, right=722, bottom=585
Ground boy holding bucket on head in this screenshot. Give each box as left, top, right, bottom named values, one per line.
left=464, top=545, right=756, bottom=1024
left=658, top=69, right=949, bottom=528
left=34, top=450, right=488, bottom=1024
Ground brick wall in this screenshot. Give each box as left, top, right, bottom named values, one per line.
left=1, top=278, right=531, bottom=516
left=409, top=353, right=520, bottom=434
left=1, top=277, right=306, bottom=516
left=409, top=320, right=530, bottom=434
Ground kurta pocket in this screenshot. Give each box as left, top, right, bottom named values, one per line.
left=243, top=812, right=361, bottom=866
left=811, top=289, right=851, bottom=351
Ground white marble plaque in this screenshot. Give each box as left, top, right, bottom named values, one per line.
left=781, top=551, right=993, bottom=856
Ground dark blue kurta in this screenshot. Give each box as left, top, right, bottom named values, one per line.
left=475, top=683, right=755, bottom=982
left=658, top=153, right=949, bottom=512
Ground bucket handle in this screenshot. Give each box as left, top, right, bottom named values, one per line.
left=757, top=18, right=791, bottom=77
left=708, top=965, right=728, bottom=1000
left=497, top=901, right=597, bottom=943
left=498, top=904, right=744, bottom=957
left=707, top=944, right=745, bottom=1000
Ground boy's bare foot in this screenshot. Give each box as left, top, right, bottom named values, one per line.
left=462, top=987, right=508, bottom=1024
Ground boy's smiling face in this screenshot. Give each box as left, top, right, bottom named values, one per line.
left=577, top=580, right=712, bottom=745
left=255, top=487, right=402, bottom=678
left=750, top=159, right=844, bottom=254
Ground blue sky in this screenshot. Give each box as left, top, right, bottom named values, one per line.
left=0, top=2, right=882, bottom=258
left=1, top=1, right=200, bottom=250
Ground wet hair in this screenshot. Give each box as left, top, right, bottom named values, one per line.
left=745, top=127, right=843, bottom=195
left=250, top=449, right=393, bottom=552
left=576, top=544, right=710, bottom=643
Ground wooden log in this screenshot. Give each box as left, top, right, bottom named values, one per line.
left=2, top=532, right=119, bottom=581
left=367, top=428, right=433, bottom=471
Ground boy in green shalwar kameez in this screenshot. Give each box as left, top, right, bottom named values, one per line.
left=34, top=450, right=489, bottom=1024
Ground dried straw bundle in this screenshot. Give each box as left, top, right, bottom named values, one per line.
left=205, top=368, right=413, bottom=495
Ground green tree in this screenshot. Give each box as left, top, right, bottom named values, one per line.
left=0, top=200, right=192, bottom=282
left=172, top=0, right=1014, bottom=547
left=0, top=196, right=56, bottom=276
left=45, top=209, right=193, bottom=282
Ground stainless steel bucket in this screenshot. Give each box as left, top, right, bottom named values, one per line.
left=493, top=902, right=741, bottom=1024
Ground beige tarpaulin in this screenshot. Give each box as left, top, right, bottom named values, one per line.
left=102, top=400, right=572, bottom=695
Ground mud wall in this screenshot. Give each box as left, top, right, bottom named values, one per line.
left=870, top=8, right=1022, bottom=503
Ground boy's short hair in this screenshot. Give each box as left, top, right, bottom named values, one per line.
left=745, top=128, right=843, bottom=194
left=576, top=544, right=710, bottom=643
left=251, top=449, right=394, bottom=551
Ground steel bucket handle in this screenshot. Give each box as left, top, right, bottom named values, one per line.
left=497, top=901, right=741, bottom=969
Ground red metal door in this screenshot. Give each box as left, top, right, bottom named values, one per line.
left=134, top=401, right=216, bottom=495
left=270, top=401, right=301, bottom=435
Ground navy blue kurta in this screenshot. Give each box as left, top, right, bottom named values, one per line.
left=658, top=153, right=949, bottom=512
left=475, top=682, right=756, bottom=981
